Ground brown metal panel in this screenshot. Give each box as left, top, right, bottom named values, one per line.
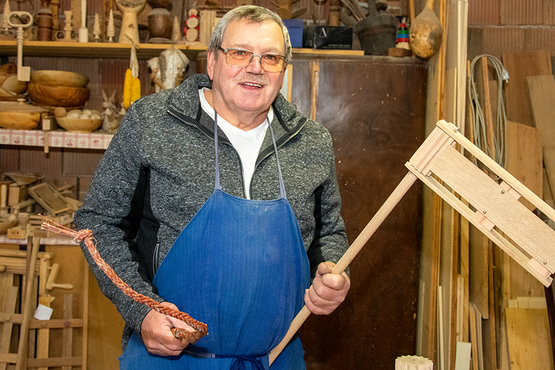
left=296, top=56, right=427, bottom=370
left=468, top=0, right=500, bottom=26
left=500, top=0, right=543, bottom=26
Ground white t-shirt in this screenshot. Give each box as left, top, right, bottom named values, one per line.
left=199, top=88, right=272, bottom=199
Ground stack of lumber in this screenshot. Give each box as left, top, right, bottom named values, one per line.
left=0, top=172, right=82, bottom=240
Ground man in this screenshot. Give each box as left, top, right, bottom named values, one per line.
left=74, top=5, right=350, bottom=369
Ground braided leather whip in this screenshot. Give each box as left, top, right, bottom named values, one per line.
left=40, top=217, right=208, bottom=343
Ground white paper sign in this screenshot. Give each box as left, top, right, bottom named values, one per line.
left=34, top=304, right=54, bottom=321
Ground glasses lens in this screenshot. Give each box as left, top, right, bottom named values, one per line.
left=261, top=54, right=285, bottom=72
left=224, top=49, right=285, bottom=72
left=226, top=49, right=252, bottom=68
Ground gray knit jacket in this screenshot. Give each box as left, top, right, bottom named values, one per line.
left=73, top=73, right=348, bottom=350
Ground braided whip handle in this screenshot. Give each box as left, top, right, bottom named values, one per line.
left=40, top=217, right=208, bottom=343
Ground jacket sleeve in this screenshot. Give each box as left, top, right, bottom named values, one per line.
left=73, top=103, right=163, bottom=334
left=306, top=129, right=350, bottom=278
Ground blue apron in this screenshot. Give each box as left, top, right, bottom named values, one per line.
left=119, top=115, right=310, bottom=369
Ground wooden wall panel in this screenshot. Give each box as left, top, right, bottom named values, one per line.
left=503, top=50, right=551, bottom=127
left=468, top=0, right=500, bottom=26
left=77, top=176, right=92, bottom=201
left=481, top=27, right=525, bottom=60
left=0, top=146, right=20, bottom=173
left=62, top=149, right=104, bottom=176
left=292, top=56, right=427, bottom=370
left=19, top=147, right=63, bottom=174
left=500, top=0, right=543, bottom=25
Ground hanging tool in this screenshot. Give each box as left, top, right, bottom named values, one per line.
left=7, top=11, right=33, bottom=82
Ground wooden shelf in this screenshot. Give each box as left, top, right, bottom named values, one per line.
left=0, top=40, right=207, bottom=59
left=0, top=40, right=364, bottom=60
left=0, top=235, right=77, bottom=245
left=0, top=128, right=112, bottom=149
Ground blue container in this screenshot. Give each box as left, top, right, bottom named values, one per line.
left=282, top=19, right=303, bottom=48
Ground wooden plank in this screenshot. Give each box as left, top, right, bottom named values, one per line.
left=505, top=121, right=542, bottom=211
left=0, top=274, right=17, bottom=370
left=506, top=307, right=554, bottom=370
left=15, top=237, right=40, bottom=370
left=503, top=50, right=551, bottom=127
left=504, top=119, right=545, bottom=306
left=527, top=74, right=555, bottom=148
left=82, top=259, right=89, bottom=370
left=454, top=342, right=471, bottom=370
left=527, top=74, right=555, bottom=216
left=26, top=356, right=82, bottom=368
left=470, top=230, right=489, bottom=319
left=0, top=315, right=84, bottom=329
left=62, top=294, right=74, bottom=370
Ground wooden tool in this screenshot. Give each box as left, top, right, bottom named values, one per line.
left=269, top=119, right=555, bottom=364
left=409, top=0, right=443, bottom=59
left=7, top=12, right=33, bottom=81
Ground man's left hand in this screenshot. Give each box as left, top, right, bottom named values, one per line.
left=304, top=261, right=350, bottom=315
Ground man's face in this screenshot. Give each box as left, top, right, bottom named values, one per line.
left=207, top=19, right=286, bottom=121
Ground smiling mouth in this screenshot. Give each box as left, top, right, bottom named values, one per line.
left=240, top=82, right=264, bottom=88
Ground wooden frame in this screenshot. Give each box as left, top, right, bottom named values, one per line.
left=269, top=119, right=555, bottom=364
left=28, top=183, right=71, bottom=215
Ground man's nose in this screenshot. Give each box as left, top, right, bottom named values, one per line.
left=246, top=55, right=263, bottom=73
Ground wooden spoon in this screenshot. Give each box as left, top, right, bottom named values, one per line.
left=409, top=0, right=443, bottom=59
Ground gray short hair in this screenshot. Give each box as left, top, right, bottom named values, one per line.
left=207, top=5, right=292, bottom=63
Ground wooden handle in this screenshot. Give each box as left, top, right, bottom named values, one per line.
left=268, top=171, right=418, bottom=365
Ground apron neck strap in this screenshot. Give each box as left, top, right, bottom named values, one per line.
left=213, top=113, right=287, bottom=199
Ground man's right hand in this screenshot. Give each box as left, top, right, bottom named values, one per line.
left=140, top=302, right=195, bottom=356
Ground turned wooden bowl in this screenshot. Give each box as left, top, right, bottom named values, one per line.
left=31, top=70, right=89, bottom=87
left=0, top=110, right=42, bottom=129
left=0, top=101, right=48, bottom=129
left=28, top=83, right=90, bottom=107
left=56, top=116, right=102, bottom=133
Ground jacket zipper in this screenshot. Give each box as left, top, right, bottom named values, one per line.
left=153, top=242, right=160, bottom=276
left=168, top=108, right=307, bottom=197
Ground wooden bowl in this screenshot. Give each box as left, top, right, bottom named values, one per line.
left=28, top=83, right=90, bottom=107
left=56, top=116, right=102, bottom=133
left=0, top=111, right=42, bottom=129
left=0, top=101, right=48, bottom=129
left=31, top=70, right=89, bottom=87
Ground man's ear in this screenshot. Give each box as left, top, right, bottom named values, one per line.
left=206, top=50, right=216, bottom=79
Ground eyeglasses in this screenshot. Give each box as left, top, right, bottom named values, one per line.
left=218, top=46, right=286, bottom=73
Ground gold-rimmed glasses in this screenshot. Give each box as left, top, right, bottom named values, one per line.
left=218, top=47, right=287, bottom=73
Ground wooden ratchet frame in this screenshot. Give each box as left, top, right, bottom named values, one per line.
left=269, top=119, right=555, bottom=364
left=409, top=120, right=555, bottom=287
